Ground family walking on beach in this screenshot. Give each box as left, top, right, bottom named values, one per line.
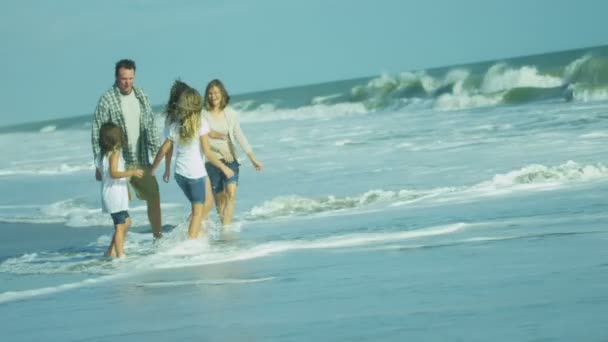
left=92, top=59, right=263, bottom=257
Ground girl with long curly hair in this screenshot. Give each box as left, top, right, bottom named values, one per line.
left=151, top=88, right=234, bottom=239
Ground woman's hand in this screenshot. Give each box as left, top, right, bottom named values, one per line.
left=219, top=147, right=235, bottom=163
left=251, top=158, right=263, bottom=171
left=222, top=167, right=235, bottom=179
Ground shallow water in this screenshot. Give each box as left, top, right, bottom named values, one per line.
left=2, top=48, right=608, bottom=340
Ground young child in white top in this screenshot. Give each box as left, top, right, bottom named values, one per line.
left=96, top=122, right=143, bottom=257
left=151, top=88, right=233, bottom=240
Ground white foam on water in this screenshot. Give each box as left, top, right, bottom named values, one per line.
left=140, top=222, right=470, bottom=271
left=0, top=163, right=94, bottom=176
left=0, top=274, right=123, bottom=304
left=0, top=130, right=91, bottom=177
left=238, top=102, right=368, bottom=123
left=311, top=93, right=343, bottom=105
left=580, top=131, right=608, bottom=139
left=0, top=199, right=184, bottom=228
left=334, top=139, right=354, bottom=146
left=573, top=88, right=608, bottom=102
left=39, top=125, right=57, bottom=133
left=245, top=161, right=608, bottom=220
left=434, top=90, right=503, bottom=111
left=481, top=64, right=563, bottom=93
left=133, top=277, right=275, bottom=288
left=3, top=161, right=604, bottom=228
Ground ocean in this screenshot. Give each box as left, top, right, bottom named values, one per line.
left=1, top=45, right=608, bottom=341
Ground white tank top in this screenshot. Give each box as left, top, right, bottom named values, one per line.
left=97, top=151, right=129, bottom=214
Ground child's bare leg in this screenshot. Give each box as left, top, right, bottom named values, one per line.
left=105, top=231, right=118, bottom=258
left=188, top=203, right=204, bottom=239
left=214, top=191, right=227, bottom=224
left=114, top=221, right=129, bottom=257
left=118, top=217, right=131, bottom=257
left=200, top=178, right=214, bottom=237
left=105, top=243, right=115, bottom=257
left=222, top=183, right=238, bottom=227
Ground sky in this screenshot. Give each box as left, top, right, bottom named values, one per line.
left=0, top=0, right=606, bottom=126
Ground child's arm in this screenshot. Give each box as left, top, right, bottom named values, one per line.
left=163, top=145, right=173, bottom=183
left=150, top=139, right=173, bottom=176
left=200, top=135, right=234, bottom=178
left=109, top=151, right=143, bottom=179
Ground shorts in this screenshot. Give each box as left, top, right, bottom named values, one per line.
left=205, top=160, right=239, bottom=193
left=175, top=173, right=207, bottom=204
left=129, top=167, right=160, bottom=201
left=110, top=210, right=130, bottom=225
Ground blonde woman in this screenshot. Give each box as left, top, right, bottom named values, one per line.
left=202, top=79, right=263, bottom=227
left=151, top=88, right=233, bottom=239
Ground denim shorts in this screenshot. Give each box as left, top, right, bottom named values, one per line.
left=110, top=210, right=130, bottom=225
left=175, top=173, right=207, bottom=204
left=205, top=160, right=239, bottom=193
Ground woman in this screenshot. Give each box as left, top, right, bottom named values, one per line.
left=202, top=79, right=263, bottom=227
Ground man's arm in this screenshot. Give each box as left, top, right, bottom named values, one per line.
left=163, top=145, right=173, bottom=183
left=140, top=92, right=161, bottom=155
left=91, top=98, right=109, bottom=165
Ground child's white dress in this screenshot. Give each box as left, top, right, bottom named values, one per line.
left=96, top=152, right=129, bottom=214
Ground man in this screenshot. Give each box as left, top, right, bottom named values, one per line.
left=92, top=59, right=163, bottom=239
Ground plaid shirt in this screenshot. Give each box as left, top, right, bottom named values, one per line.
left=91, top=85, right=161, bottom=168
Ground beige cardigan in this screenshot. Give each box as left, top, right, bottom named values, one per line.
left=201, top=107, right=252, bottom=162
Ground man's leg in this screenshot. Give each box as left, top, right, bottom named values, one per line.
left=131, top=171, right=163, bottom=239
left=147, top=191, right=162, bottom=238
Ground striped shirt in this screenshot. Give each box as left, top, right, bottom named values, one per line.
left=91, top=85, right=161, bottom=168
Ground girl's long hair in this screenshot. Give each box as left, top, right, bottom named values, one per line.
left=165, top=80, right=191, bottom=125
left=99, top=122, right=123, bottom=155
left=176, top=88, right=203, bottom=144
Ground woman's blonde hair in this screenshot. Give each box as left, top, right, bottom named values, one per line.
left=176, top=88, right=203, bottom=144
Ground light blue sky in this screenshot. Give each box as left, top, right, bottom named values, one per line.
left=0, top=0, right=605, bottom=125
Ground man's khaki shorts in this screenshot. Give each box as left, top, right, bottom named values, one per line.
left=129, top=167, right=160, bottom=201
